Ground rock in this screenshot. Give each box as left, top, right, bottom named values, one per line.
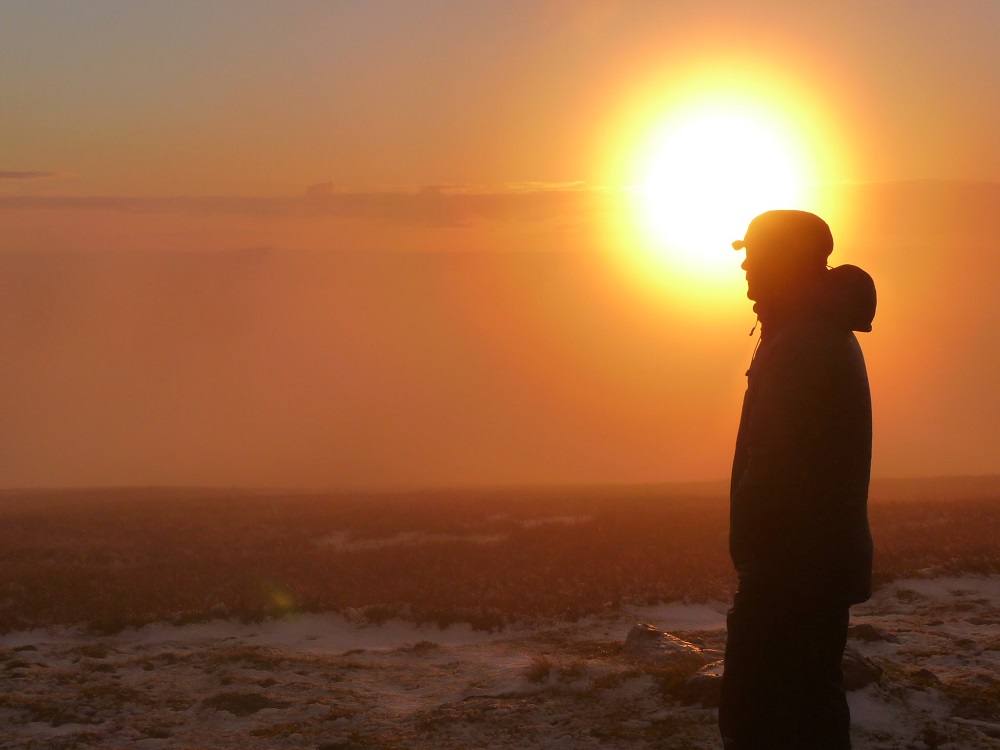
left=952, top=718, right=1000, bottom=739
left=841, top=647, right=883, bottom=690
left=847, top=622, right=900, bottom=643
left=622, top=623, right=704, bottom=665
left=684, top=660, right=724, bottom=707
left=680, top=648, right=880, bottom=706
left=912, top=668, right=940, bottom=683
left=626, top=624, right=880, bottom=702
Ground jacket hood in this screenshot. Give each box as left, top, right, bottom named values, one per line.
left=820, top=264, right=877, bottom=333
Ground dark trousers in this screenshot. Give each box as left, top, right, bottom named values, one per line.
left=719, top=582, right=851, bottom=750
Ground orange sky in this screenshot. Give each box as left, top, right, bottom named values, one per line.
left=1, top=1, right=999, bottom=488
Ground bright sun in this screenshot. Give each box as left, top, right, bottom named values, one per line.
left=632, top=100, right=812, bottom=284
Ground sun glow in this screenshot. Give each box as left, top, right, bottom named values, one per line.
left=599, top=63, right=853, bottom=309
left=634, top=100, right=813, bottom=286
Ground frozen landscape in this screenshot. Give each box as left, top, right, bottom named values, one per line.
left=2, top=574, right=999, bottom=748
left=5, top=1, right=1000, bottom=746
left=1, top=486, right=998, bottom=749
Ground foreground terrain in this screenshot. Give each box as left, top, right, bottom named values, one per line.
left=0, top=484, right=998, bottom=748
left=2, top=574, right=999, bottom=749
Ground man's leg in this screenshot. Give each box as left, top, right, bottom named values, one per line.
left=791, top=601, right=851, bottom=749
left=719, top=584, right=851, bottom=750
left=719, top=584, right=797, bottom=749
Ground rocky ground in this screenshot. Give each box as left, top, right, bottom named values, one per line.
left=1, top=573, right=998, bottom=749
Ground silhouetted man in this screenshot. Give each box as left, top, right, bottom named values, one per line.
left=721, top=210, right=876, bottom=749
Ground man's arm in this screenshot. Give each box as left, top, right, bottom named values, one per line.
left=734, top=329, right=836, bottom=569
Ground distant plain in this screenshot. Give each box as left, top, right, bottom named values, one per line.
left=2, top=477, right=997, bottom=634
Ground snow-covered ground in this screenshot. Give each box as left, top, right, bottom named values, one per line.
left=1, top=575, right=998, bottom=749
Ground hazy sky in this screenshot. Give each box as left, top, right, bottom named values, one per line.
left=3, top=0, right=1000, bottom=194
left=1, top=1, right=999, bottom=488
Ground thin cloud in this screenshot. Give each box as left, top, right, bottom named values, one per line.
left=0, top=195, right=298, bottom=217
left=1, top=181, right=997, bottom=236
left=0, top=171, right=61, bottom=180
left=303, top=182, right=610, bottom=226
left=0, top=183, right=616, bottom=227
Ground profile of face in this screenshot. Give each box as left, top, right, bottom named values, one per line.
left=741, top=245, right=784, bottom=302
left=740, top=243, right=817, bottom=303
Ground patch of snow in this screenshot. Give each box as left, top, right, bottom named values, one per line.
left=623, top=600, right=729, bottom=631
left=517, top=515, right=593, bottom=528
left=315, top=530, right=506, bottom=551
left=2, top=574, right=998, bottom=749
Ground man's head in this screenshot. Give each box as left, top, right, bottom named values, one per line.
left=733, top=210, right=833, bottom=303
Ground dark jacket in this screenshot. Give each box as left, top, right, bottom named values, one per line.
left=730, top=265, right=876, bottom=604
